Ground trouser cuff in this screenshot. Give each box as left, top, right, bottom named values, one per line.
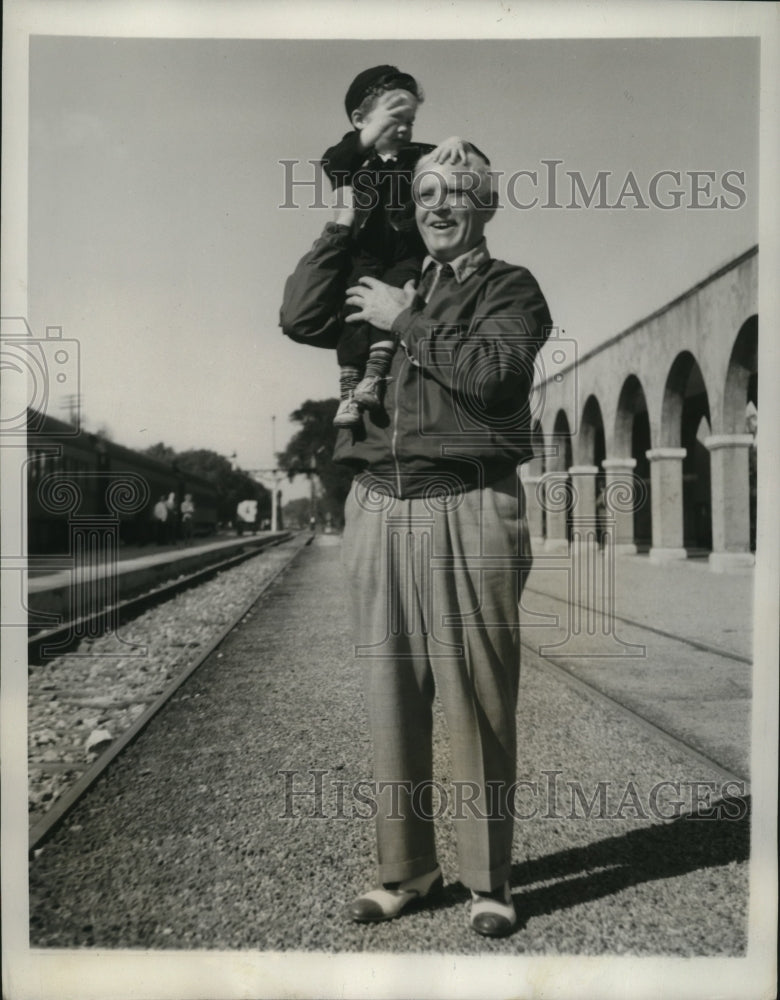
left=377, top=853, right=439, bottom=886
left=459, top=861, right=512, bottom=893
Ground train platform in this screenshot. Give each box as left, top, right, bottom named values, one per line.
left=520, top=544, right=753, bottom=779
left=25, top=531, right=292, bottom=625
left=28, top=533, right=754, bottom=963
left=26, top=529, right=277, bottom=577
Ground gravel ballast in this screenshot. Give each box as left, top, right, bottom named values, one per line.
left=28, top=536, right=750, bottom=956
left=28, top=536, right=309, bottom=825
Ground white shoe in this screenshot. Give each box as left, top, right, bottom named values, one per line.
left=353, top=375, right=384, bottom=411
left=347, top=866, right=443, bottom=922
left=470, top=882, right=517, bottom=937
left=333, top=396, right=362, bottom=428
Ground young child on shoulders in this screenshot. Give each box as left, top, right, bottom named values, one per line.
left=319, top=64, right=469, bottom=427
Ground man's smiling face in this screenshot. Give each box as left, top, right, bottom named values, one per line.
left=414, top=158, right=495, bottom=262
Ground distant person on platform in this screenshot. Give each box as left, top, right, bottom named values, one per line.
left=281, top=146, right=552, bottom=937
left=318, top=64, right=472, bottom=429
left=165, top=491, right=178, bottom=544
left=153, top=495, right=168, bottom=546
left=181, top=493, right=195, bottom=544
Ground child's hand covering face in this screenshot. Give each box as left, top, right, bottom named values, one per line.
left=355, top=90, right=418, bottom=153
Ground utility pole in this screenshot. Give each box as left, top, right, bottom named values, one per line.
left=271, top=415, right=279, bottom=531
left=246, top=415, right=283, bottom=532
left=309, top=454, right=317, bottom=531
left=247, top=467, right=283, bottom=532
left=61, top=393, right=82, bottom=430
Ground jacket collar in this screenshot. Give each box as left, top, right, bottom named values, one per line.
left=421, top=239, right=491, bottom=284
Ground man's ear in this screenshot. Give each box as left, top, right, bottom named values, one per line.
left=350, top=109, right=365, bottom=130
left=479, top=190, right=500, bottom=223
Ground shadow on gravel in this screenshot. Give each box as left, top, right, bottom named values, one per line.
left=505, top=794, right=751, bottom=925
left=387, top=795, right=750, bottom=930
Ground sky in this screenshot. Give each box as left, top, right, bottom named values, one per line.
left=24, top=30, right=759, bottom=499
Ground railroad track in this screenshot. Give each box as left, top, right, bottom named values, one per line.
left=29, top=542, right=750, bottom=854
left=28, top=533, right=293, bottom=663
left=28, top=532, right=311, bottom=853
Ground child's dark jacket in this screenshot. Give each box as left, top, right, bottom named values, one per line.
left=320, top=131, right=435, bottom=264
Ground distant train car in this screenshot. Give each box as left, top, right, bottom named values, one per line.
left=26, top=410, right=219, bottom=554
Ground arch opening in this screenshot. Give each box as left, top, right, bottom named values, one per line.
left=615, top=375, right=652, bottom=549
left=552, top=410, right=574, bottom=542
left=579, top=395, right=606, bottom=543
left=663, top=352, right=712, bottom=553
left=724, top=315, right=758, bottom=551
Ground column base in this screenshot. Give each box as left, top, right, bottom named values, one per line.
left=649, top=547, right=687, bottom=563
left=544, top=538, right=570, bottom=555
left=529, top=536, right=546, bottom=553
left=612, top=543, right=638, bottom=556
left=708, top=551, right=755, bottom=573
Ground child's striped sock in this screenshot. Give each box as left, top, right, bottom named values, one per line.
left=339, top=366, right=361, bottom=399
left=364, top=343, right=395, bottom=380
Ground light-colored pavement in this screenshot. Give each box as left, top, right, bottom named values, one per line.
left=526, top=545, right=753, bottom=659
left=520, top=545, right=754, bottom=779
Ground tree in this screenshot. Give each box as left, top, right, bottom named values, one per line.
left=144, top=442, right=178, bottom=465
left=91, top=422, right=114, bottom=441
left=143, top=444, right=271, bottom=524
left=176, top=449, right=271, bottom=524
left=277, top=399, right=354, bottom=527
left=282, top=497, right=313, bottom=530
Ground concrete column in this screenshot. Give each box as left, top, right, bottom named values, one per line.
left=704, top=434, right=755, bottom=572
left=602, top=457, right=638, bottom=555
left=568, top=465, right=600, bottom=567
left=567, top=465, right=598, bottom=521
left=520, top=474, right=545, bottom=547
left=646, top=448, right=687, bottom=562
left=541, top=472, right=570, bottom=554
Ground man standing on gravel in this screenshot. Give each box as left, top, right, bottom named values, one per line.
left=280, top=147, right=552, bottom=937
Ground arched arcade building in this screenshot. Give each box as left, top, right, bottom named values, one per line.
left=523, top=246, right=758, bottom=572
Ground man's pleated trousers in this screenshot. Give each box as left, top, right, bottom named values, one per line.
left=342, top=469, right=531, bottom=892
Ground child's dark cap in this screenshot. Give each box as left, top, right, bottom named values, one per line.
left=344, top=65, right=417, bottom=119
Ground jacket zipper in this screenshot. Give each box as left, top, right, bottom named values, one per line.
left=391, top=358, right=403, bottom=496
